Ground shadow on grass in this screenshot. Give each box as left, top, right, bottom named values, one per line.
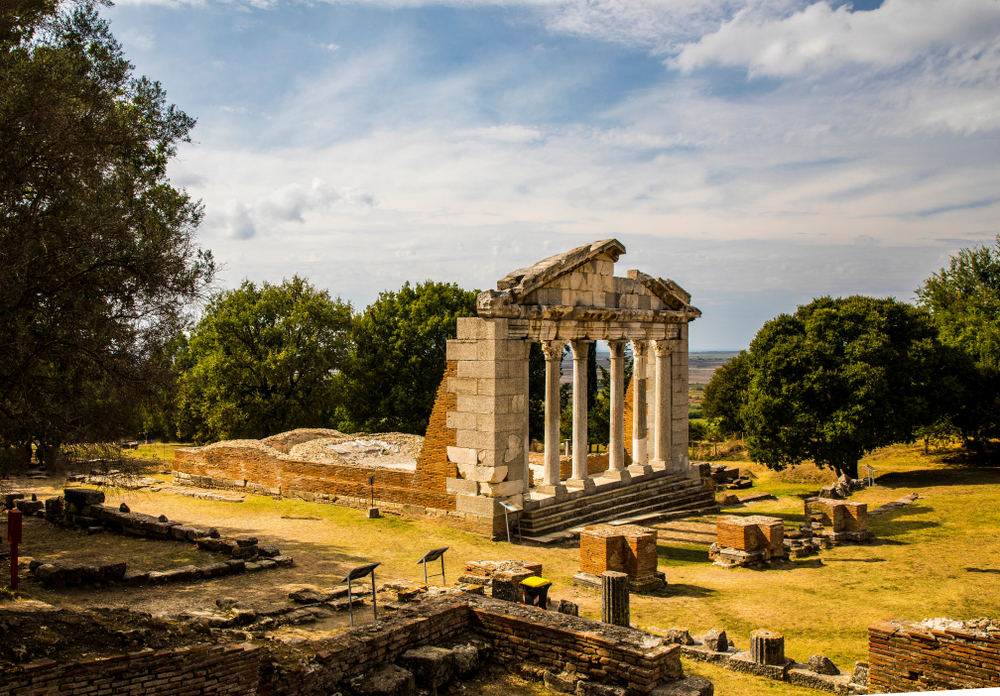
left=878, top=468, right=1000, bottom=489
left=646, top=583, right=717, bottom=599
left=659, top=545, right=710, bottom=564
left=966, top=568, right=1000, bottom=575
left=824, top=558, right=886, bottom=563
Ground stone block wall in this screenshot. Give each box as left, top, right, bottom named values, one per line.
left=0, top=644, right=258, bottom=696
left=810, top=499, right=868, bottom=532
left=469, top=596, right=682, bottom=693
left=868, top=618, right=1000, bottom=692
left=580, top=524, right=658, bottom=580
left=716, top=516, right=783, bottom=552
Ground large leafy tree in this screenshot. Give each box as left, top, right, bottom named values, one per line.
left=344, top=281, right=477, bottom=435
left=0, top=0, right=213, bottom=455
left=174, top=277, right=352, bottom=443
left=702, top=350, right=751, bottom=436
left=916, top=236, right=1000, bottom=448
left=739, top=296, right=944, bottom=479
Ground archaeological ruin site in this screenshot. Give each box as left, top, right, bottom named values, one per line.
left=171, top=239, right=718, bottom=539
left=2, top=239, right=999, bottom=696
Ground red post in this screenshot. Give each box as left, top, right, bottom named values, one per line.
left=7, top=509, right=22, bottom=591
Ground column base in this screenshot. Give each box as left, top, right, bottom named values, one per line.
left=601, top=469, right=632, bottom=484
left=628, top=464, right=653, bottom=476
left=649, top=459, right=669, bottom=471
left=565, top=477, right=597, bottom=492
left=535, top=484, right=569, bottom=499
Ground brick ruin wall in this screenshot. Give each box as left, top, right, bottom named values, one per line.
left=810, top=499, right=868, bottom=532
left=172, top=362, right=461, bottom=518
left=716, top=516, right=783, bottom=552
left=580, top=524, right=658, bottom=579
left=868, top=618, right=1000, bottom=692
left=0, top=596, right=684, bottom=696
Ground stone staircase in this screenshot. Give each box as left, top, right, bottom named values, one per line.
left=518, top=470, right=720, bottom=543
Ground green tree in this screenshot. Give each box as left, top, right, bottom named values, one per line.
left=344, top=281, right=478, bottom=435
left=740, top=296, right=943, bottom=479
left=702, top=351, right=751, bottom=436
left=0, top=0, right=213, bottom=457
left=916, top=235, right=1000, bottom=448
left=175, top=277, right=351, bottom=443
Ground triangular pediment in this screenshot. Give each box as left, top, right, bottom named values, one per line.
left=495, top=239, right=625, bottom=301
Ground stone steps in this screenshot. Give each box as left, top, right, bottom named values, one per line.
left=519, top=473, right=719, bottom=540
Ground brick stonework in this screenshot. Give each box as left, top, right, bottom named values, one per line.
left=580, top=524, right=658, bottom=579
left=716, top=516, right=783, bottom=552
left=868, top=618, right=1000, bottom=692
left=811, top=499, right=868, bottom=532
left=0, top=595, right=686, bottom=696
left=171, top=366, right=462, bottom=521
left=414, top=361, right=459, bottom=493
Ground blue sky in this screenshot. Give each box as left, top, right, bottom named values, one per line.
left=105, top=0, right=1000, bottom=350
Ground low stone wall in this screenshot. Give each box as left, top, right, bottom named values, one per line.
left=0, top=595, right=693, bottom=696
left=0, top=644, right=257, bottom=696
left=868, top=617, right=1000, bottom=692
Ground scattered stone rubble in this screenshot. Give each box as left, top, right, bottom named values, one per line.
left=804, top=498, right=874, bottom=544
left=652, top=625, right=869, bottom=694
left=869, top=493, right=919, bottom=517
left=710, top=515, right=787, bottom=568
left=24, top=488, right=292, bottom=589
left=819, top=474, right=865, bottom=500
left=709, top=465, right=752, bottom=491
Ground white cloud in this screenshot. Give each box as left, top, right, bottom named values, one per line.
left=673, top=0, right=1000, bottom=76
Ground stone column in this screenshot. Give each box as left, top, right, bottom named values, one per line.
left=521, top=340, right=531, bottom=495
left=628, top=340, right=652, bottom=475
left=567, top=340, right=595, bottom=491
left=651, top=339, right=673, bottom=470
left=538, top=340, right=567, bottom=496
left=603, top=340, right=630, bottom=483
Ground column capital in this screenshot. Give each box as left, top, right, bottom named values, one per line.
left=651, top=339, right=674, bottom=357
left=542, top=340, right=566, bottom=362
left=607, top=340, right=627, bottom=358
left=569, top=339, right=590, bottom=360
left=631, top=339, right=649, bottom=357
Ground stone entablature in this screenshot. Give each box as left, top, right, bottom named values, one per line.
left=446, top=239, right=701, bottom=536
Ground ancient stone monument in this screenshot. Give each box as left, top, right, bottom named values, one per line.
left=172, top=239, right=707, bottom=538
left=446, top=238, right=701, bottom=536
left=805, top=498, right=873, bottom=544
left=574, top=523, right=665, bottom=591
left=710, top=515, right=787, bottom=568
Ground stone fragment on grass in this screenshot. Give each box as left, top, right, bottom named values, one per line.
left=701, top=628, right=728, bottom=652
left=808, top=655, right=839, bottom=675
left=257, top=544, right=281, bottom=557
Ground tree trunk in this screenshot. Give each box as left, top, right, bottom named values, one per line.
left=601, top=571, right=630, bottom=627
left=750, top=629, right=785, bottom=665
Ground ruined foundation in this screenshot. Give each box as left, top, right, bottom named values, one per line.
left=574, top=523, right=666, bottom=592
left=710, top=515, right=786, bottom=568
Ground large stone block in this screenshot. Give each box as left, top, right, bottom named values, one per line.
left=446, top=339, right=479, bottom=361
left=446, top=411, right=477, bottom=430
left=479, top=480, right=523, bottom=497
left=400, top=646, right=455, bottom=690
left=447, top=377, right=478, bottom=395
left=446, top=477, right=479, bottom=495
left=455, top=494, right=504, bottom=518
left=456, top=463, right=508, bottom=483
left=446, top=446, right=478, bottom=466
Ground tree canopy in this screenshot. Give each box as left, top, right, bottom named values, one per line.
left=721, top=296, right=945, bottom=478
left=343, top=281, right=478, bottom=435
left=0, top=0, right=213, bottom=453
left=701, top=350, right=750, bottom=437
left=916, top=235, right=1000, bottom=447
left=173, top=278, right=352, bottom=443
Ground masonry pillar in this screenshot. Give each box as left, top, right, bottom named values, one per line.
left=539, top=340, right=567, bottom=496
left=604, top=340, right=630, bottom=483
left=651, top=339, right=673, bottom=471
left=567, top=340, right=595, bottom=491
left=629, top=340, right=651, bottom=475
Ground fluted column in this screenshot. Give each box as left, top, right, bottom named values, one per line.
left=567, top=340, right=595, bottom=490
left=629, top=340, right=652, bottom=475
left=651, top=339, right=673, bottom=470
left=539, top=340, right=567, bottom=495
left=604, top=340, right=630, bottom=483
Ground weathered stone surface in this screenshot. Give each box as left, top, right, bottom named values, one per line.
left=649, top=675, right=714, bottom=696
left=543, top=671, right=579, bottom=693
left=34, top=564, right=66, bottom=588
left=119, top=502, right=130, bottom=512
left=271, top=555, right=294, bottom=567
left=236, top=536, right=258, bottom=547
left=350, top=664, right=416, bottom=696
left=450, top=644, right=479, bottom=677
left=399, top=646, right=455, bottom=689
left=808, top=655, right=839, bottom=676
left=576, top=682, right=626, bottom=696
left=850, top=661, right=868, bottom=686
left=702, top=628, right=728, bottom=652
left=257, top=544, right=281, bottom=557
left=231, top=544, right=258, bottom=559
left=662, top=628, right=695, bottom=646
left=554, top=599, right=579, bottom=616
left=63, top=488, right=105, bottom=507
left=289, top=588, right=329, bottom=604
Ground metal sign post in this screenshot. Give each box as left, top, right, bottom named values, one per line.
left=8, top=509, right=22, bottom=591
left=864, top=464, right=878, bottom=488
left=341, top=562, right=381, bottom=628
left=416, top=547, right=449, bottom=585
left=499, top=501, right=522, bottom=544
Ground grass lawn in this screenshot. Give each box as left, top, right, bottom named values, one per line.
left=5, top=442, right=999, bottom=694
